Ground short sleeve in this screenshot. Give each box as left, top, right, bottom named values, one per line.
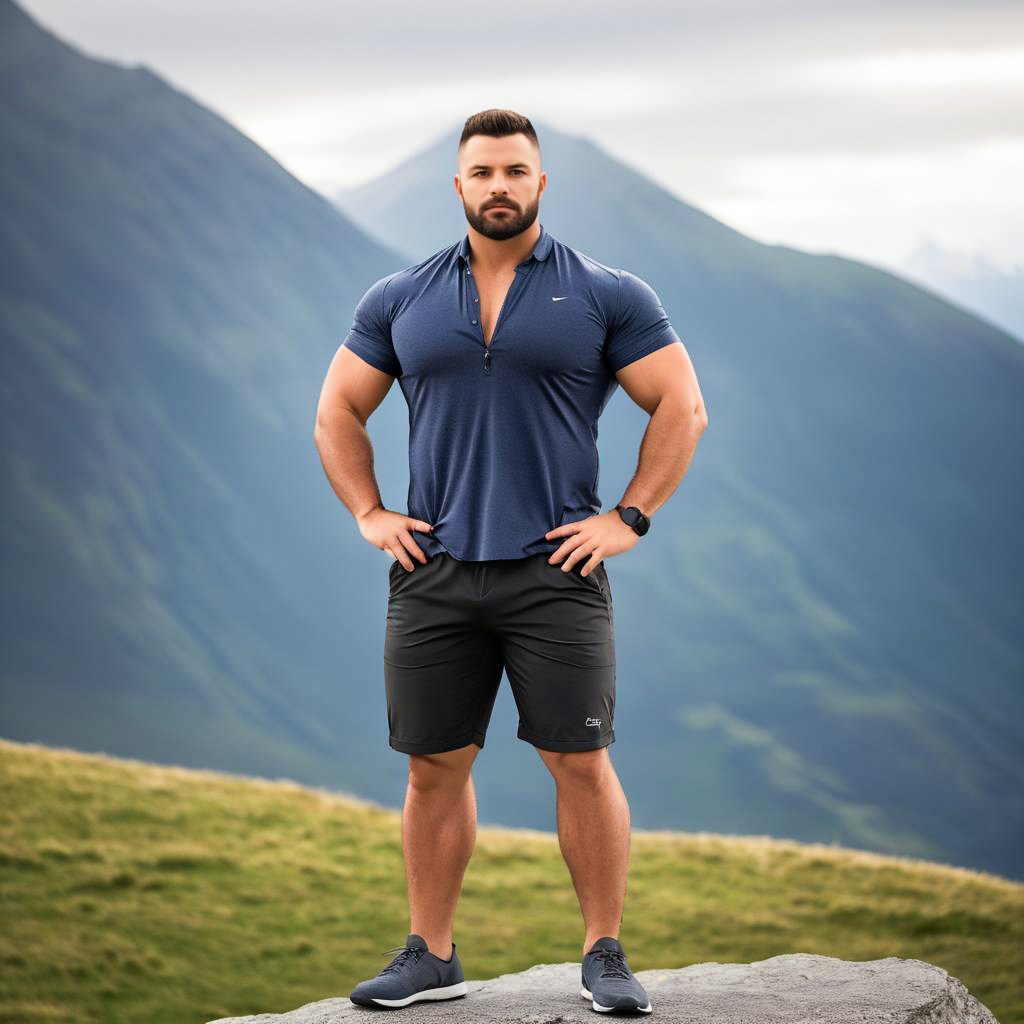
left=341, top=276, right=402, bottom=377
left=604, top=270, right=681, bottom=372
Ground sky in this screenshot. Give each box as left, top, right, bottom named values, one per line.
left=20, top=0, right=1024, bottom=281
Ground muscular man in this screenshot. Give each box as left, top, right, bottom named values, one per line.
left=313, top=108, right=707, bottom=1014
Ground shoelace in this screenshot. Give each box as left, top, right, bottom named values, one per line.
left=378, top=945, right=424, bottom=974
left=592, top=949, right=632, bottom=979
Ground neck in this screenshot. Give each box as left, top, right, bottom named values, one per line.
left=467, top=222, right=540, bottom=274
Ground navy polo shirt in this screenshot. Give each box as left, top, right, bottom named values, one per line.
left=341, top=221, right=681, bottom=561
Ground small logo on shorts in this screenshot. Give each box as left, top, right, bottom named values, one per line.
left=586, top=717, right=602, bottom=727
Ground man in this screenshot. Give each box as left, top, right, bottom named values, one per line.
left=313, top=109, right=707, bottom=1014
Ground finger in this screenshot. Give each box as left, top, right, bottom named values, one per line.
left=547, top=542, right=570, bottom=564
left=399, top=528, right=429, bottom=564
left=396, top=530, right=428, bottom=568
left=570, top=551, right=591, bottom=575
left=560, top=542, right=591, bottom=573
left=388, top=538, right=413, bottom=571
left=546, top=522, right=583, bottom=542
left=409, top=518, right=434, bottom=533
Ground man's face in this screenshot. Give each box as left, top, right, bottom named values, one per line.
left=456, top=133, right=545, bottom=242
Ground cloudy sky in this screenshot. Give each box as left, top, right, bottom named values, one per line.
left=21, top=0, right=1024, bottom=280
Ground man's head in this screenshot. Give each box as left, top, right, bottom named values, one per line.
left=456, top=109, right=545, bottom=241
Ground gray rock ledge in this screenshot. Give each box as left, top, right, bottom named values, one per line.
left=206, top=951, right=999, bottom=1024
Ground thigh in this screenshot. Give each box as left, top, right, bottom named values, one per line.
left=497, top=554, right=616, bottom=753
left=384, top=554, right=504, bottom=755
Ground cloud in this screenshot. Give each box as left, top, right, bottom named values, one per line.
left=17, top=0, right=1024, bottom=270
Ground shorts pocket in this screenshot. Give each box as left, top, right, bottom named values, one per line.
left=388, top=553, right=415, bottom=595
left=580, top=562, right=606, bottom=597
left=388, top=551, right=439, bottom=596
left=589, top=561, right=611, bottom=603
left=546, top=555, right=606, bottom=597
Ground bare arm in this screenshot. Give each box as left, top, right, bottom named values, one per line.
left=544, top=340, right=708, bottom=575
left=612, top=339, right=708, bottom=518
left=312, top=346, right=434, bottom=569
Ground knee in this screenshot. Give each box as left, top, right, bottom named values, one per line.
left=538, top=747, right=609, bottom=786
left=408, top=744, right=478, bottom=791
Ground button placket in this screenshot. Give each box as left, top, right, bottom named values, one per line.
left=464, top=260, right=531, bottom=374
left=465, top=268, right=489, bottom=374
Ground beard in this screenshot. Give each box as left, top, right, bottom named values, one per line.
left=463, top=192, right=541, bottom=241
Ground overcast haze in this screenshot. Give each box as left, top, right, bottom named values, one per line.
left=19, top=0, right=1024, bottom=284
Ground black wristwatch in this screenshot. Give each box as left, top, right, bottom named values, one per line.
left=615, top=504, right=651, bottom=537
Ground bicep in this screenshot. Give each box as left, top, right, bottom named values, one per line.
left=318, top=274, right=401, bottom=425
left=316, top=344, right=395, bottom=427
left=614, top=339, right=704, bottom=416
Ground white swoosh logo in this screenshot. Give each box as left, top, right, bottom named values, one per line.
left=552, top=296, right=568, bottom=301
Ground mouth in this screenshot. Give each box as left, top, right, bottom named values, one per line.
left=488, top=205, right=514, bottom=211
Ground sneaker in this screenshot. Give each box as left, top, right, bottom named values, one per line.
left=349, top=932, right=467, bottom=1008
left=581, top=936, right=652, bottom=1014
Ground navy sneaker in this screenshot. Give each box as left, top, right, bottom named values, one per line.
left=349, top=933, right=467, bottom=1008
left=581, top=936, right=652, bottom=1014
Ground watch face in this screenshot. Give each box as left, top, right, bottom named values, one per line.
left=618, top=505, right=649, bottom=536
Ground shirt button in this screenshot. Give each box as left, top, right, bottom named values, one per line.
left=472, top=319, right=478, bottom=324
left=474, top=298, right=479, bottom=303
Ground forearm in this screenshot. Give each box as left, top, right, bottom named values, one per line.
left=616, top=395, right=707, bottom=518
left=313, top=409, right=385, bottom=525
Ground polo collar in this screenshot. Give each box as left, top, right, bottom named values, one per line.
left=457, top=221, right=552, bottom=266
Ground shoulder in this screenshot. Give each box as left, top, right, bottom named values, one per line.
left=611, top=267, right=667, bottom=316
left=547, top=235, right=622, bottom=310
left=546, top=235, right=659, bottom=301
left=550, top=235, right=619, bottom=285
left=365, top=239, right=462, bottom=310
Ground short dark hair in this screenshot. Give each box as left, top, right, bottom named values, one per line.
left=459, top=109, right=540, bottom=157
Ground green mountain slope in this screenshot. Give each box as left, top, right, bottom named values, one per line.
left=0, top=0, right=413, bottom=796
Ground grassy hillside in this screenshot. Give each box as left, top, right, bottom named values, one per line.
left=0, top=739, right=1019, bottom=1024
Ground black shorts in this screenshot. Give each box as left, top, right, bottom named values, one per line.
left=383, top=551, right=615, bottom=755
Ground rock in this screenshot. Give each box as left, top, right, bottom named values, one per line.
left=206, top=951, right=999, bottom=1023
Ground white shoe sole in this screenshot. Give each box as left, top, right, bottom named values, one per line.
left=581, top=985, right=652, bottom=1013
left=363, top=980, right=468, bottom=1008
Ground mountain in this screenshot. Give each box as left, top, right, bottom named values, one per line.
left=0, top=0, right=415, bottom=797
left=900, top=236, right=1024, bottom=344
left=3, top=0, right=1023, bottom=881
left=2, top=738, right=1021, bottom=1024
left=337, top=130, right=1024, bottom=880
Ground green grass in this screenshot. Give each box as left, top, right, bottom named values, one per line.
left=1, top=738, right=1020, bottom=1024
